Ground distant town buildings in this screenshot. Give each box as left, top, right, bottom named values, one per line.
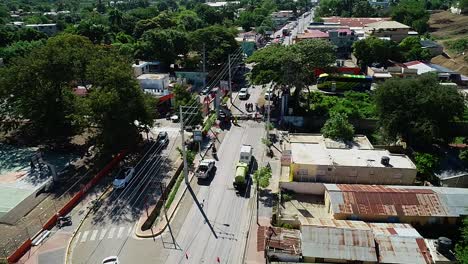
left=204, top=1, right=240, bottom=8
left=368, top=0, right=391, bottom=8
left=271, top=10, right=294, bottom=27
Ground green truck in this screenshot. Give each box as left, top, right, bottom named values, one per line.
left=233, top=144, right=253, bottom=189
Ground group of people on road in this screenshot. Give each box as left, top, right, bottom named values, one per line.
left=245, top=102, right=255, bottom=112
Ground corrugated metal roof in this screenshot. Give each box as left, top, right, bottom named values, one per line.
left=258, top=226, right=301, bottom=255
left=376, top=236, right=431, bottom=264
left=325, top=184, right=468, bottom=217
left=301, top=225, right=377, bottom=262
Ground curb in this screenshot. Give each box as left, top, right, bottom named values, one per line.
left=64, top=185, right=113, bottom=264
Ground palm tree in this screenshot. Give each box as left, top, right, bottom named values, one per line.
left=108, top=8, right=123, bottom=28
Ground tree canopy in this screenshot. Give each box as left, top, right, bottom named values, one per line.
left=374, top=73, right=465, bottom=146
left=321, top=112, right=355, bottom=142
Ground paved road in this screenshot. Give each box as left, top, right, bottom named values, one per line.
left=271, top=9, right=314, bottom=46
left=164, top=121, right=264, bottom=264
left=70, top=122, right=181, bottom=264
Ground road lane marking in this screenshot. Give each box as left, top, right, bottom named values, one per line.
left=108, top=227, right=116, bottom=239
left=90, top=230, right=98, bottom=241
left=127, top=226, right=133, bottom=236
left=75, top=232, right=81, bottom=243
left=99, top=229, right=107, bottom=240
left=117, top=226, right=125, bottom=238
left=80, top=231, right=89, bottom=242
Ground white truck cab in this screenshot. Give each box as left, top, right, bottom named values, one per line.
left=239, top=144, right=253, bottom=164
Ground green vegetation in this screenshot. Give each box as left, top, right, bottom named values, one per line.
left=305, top=91, right=377, bottom=118
left=165, top=170, right=184, bottom=209
left=315, top=0, right=385, bottom=18
left=253, top=165, right=272, bottom=188
left=172, top=84, right=202, bottom=126
left=202, top=113, right=217, bottom=133
left=0, top=34, right=155, bottom=152
left=374, top=73, right=465, bottom=146
left=391, top=0, right=430, bottom=33
left=414, top=152, right=439, bottom=175
left=321, top=112, right=355, bottom=142
left=456, top=217, right=468, bottom=264
left=460, top=149, right=468, bottom=163
left=445, top=37, right=468, bottom=54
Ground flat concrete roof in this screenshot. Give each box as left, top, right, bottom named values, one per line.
left=137, top=73, right=169, bottom=80
left=290, top=143, right=415, bottom=169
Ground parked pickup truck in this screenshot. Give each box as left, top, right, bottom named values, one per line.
left=195, top=159, right=216, bottom=179
left=233, top=144, right=253, bottom=189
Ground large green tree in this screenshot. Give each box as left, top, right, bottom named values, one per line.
left=391, top=0, right=429, bottom=33
left=189, top=25, right=239, bottom=67
left=0, top=34, right=96, bottom=137
left=352, top=37, right=400, bottom=66
left=321, top=112, right=355, bottom=142
left=374, top=74, right=465, bottom=145
left=139, top=29, right=189, bottom=65
left=398, top=36, right=432, bottom=61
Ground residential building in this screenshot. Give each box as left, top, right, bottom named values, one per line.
left=25, top=24, right=57, bottom=35
left=205, top=1, right=240, bottom=8
left=284, top=134, right=417, bottom=185
left=404, top=61, right=462, bottom=82
left=363, top=21, right=411, bottom=42
left=368, top=0, right=391, bottom=8
left=294, top=29, right=357, bottom=56
left=259, top=226, right=302, bottom=262
left=324, top=184, right=468, bottom=225
left=301, top=219, right=433, bottom=264
left=271, top=10, right=294, bottom=27
left=367, top=65, right=418, bottom=81
left=322, top=17, right=391, bottom=30
left=136, top=74, right=171, bottom=96
left=132, top=60, right=161, bottom=78
left=420, top=39, right=444, bottom=57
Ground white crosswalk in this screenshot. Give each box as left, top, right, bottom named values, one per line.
left=76, top=226, right=133, bottom=243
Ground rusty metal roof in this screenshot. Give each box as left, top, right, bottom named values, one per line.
left=301, top=225, right=377, bottom=262
left=258, top=226, right=301, bottom=255
left=325, top=184, right=468, bottom=217
left=376, top=236, right=432, bottom=264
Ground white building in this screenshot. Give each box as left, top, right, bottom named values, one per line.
left=137, top=74, right=171, bottom=96
left=25, top=24, right=57, bottom=35
left=132, top=60, right=161, bottom=78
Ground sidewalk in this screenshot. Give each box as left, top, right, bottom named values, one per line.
left=17, top=182, right=111, bottom=264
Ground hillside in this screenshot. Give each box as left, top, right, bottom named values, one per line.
left=429, top=10, right=468, bottom=75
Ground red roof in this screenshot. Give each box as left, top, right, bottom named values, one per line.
left=323, top=17, right=391, bottom=28
left=403, top=60, right=423, bottom=66
left=297, top=30, right=329, bottom=39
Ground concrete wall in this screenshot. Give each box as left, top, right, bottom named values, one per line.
left=290, top=163, right=417, bottom=185
left=333, top=212, right=458, bottom=226
left=440, top=174, right=468, bottom=188
left=279, top=182, right=325, bottom=195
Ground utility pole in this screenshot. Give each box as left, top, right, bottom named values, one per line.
left=202, top=43, right=206, bottom=89
left=228, top=54, right=232, bottom=103
left=179, top=106, right=218, bottom=239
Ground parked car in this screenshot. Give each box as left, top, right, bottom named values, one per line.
left=157, top=131, right=169, bottom=148
left=113, top=167, right=135, bottom=189
left=102, top=256, right=119, bottom=264
left=170, top=115, right=179, bottom=123
left=238, top=88, right=249, bottom=100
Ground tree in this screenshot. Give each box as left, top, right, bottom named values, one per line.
left=0, top=40, right=46, bottom=63
left=374, top=74, right=465, bottom=146
left=133, top=12, right=176, bottom=38
left=16, top=28, right=48, bottom=42
left=321, top=112, right=355, bottom=142
left=398, top=36, right=432, bottom=61
left=391, top=0, right=429, bottom=33
left=194, top=4, right=223, bottom=25
left=0, top=34, right=96, bottom=138
left=139, top=29, right=189, bottom=65
left=84, top=50, right=155, bottom=152
left=175, top=10, right=205, bottom=31
left=253, top=166, right=272, bottom=188
left=172, top=84, right=202, bottom=125
left=76, top=19, right=110, bottom=44
left=108, top=8, right=124, bottom=29
left=352, top=1, right=377, bottom=17
left=413, top=152, right=439, bottom=175
left=456, top=217, right=468, bottom=263
left=189, top=25, right=239, bottom=67
left=352, top=37, right=400, bottom=66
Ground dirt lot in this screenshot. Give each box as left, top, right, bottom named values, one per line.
left=429, top=11, right=468, bottom=75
